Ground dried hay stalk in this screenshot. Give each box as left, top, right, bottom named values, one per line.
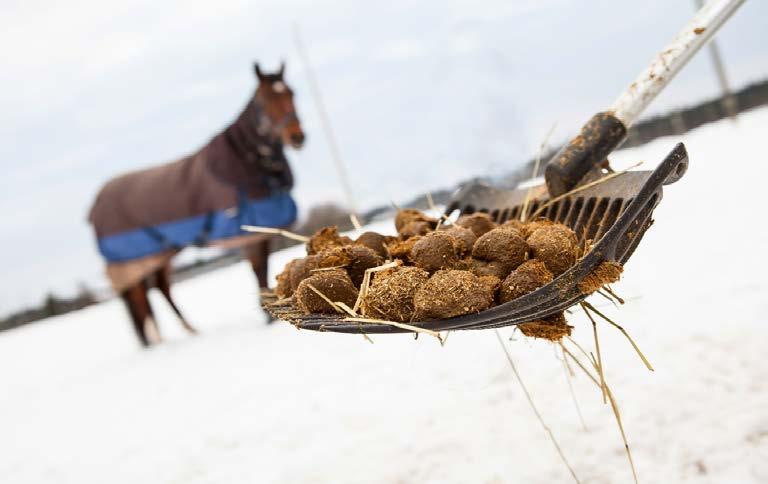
left=307, top=285, right=373, bottom=343
left=559, top=342, right=600, bottom=387
left=352, top=260, right=401, bottom=313
left=306, top=284, right=344, bottom=314
left=596, top=289, right=621, bottom=308
left=521, top=122, right=558, bottom=222
left=349, top=213, right=363, bottom=231
left=560, top=339, right=639, bottom=484
left=426, top=192, right=452, bottom=226
left=241, top=225, right=310, bottom=242
left=581, top=302, right=608, bottom=403
left=561, top=347, right=588, bottom=431
left=582, top=301, right=654, bottom=372
left=603, top=285, right=626, bottom=304
left=333, top=301, right=358, bottom=318
left=310, top=264, right=349, bottom=273
left=494, top=329, right=581, bottom=483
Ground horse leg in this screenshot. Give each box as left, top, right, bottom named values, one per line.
left=121, top=281, right=158, bottom=347
left=155, top=263, right=198, bottom=335
left=141, top=278, right=164, bottom=345
left=243, top=237, right=274, bottom=322
left=244, top=237, right=271, bottom=290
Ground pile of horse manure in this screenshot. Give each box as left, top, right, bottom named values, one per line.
left=295, top=270, right=358, bottom=314
left=268, top=210, right=641, bottom=484
left=270, top=210, right=617, bottom=330
left=413, top=270, right=494, bottom=320
left=517, top=312, right=573, bottom=341
left=362, top=266, right=429, bottom=322
left=456, top=212, right=496, bottom=237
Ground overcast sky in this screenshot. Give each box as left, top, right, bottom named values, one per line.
left=1, top=0, right=766, bottom=315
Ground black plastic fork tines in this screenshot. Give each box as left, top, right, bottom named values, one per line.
left=282, top=143, right=688, bottom=334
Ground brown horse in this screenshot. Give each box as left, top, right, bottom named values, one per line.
left=88, top=62, right=304, bottom=346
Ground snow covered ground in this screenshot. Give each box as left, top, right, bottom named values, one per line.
left=2, top=109, right=768, bottom=483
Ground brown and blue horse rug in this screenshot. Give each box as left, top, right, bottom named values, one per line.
left=89, top=95, right=297, bottom=291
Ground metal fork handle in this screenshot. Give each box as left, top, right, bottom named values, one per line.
left=610, top=0, right=745, bottom=126
left=545, top=0, right=745, bottom=197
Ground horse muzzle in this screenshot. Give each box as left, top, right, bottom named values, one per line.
left=289, top=132, right=305, bottom=149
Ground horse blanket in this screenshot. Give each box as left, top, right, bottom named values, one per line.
left=89, top=99, right=297, bottom=291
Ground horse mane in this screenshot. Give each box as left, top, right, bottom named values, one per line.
left=222, top=97, right=283, bottom=162
left=205, top=96, right=293, bottom=196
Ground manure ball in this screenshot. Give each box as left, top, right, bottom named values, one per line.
left=288, top=250, right=352, bottom=293
left=337, top=245, right=384, bottom=287
left=472, top=227, right=528, bottom=271
left=275, top=259, right=298, bottom=298
left=395, top=209, right=437, bottom=232
left=295, top=270, right=358, bottom=314
left=306, top=226, right=353, bottom=255
left=413, top=270, right=494, bottom=320
left=456, top=212, right=497, bottom=237
left=470, top=259, right=513, bottom=280
left=477, top=275, right=501, bottom=303
left=399, top=220, right=432, bottom=240
left=362, top=266, right=430, bottom=322
left=499, top=259, right=553, bottom=303
left=527, top=225, right=579, bottom=276
left=411, top=232, right=460, bottom=273
left=386, top=236, right=422, bottom=263
left=518, top=312, right=572, bottom=341
left=440, top=225, right=477, bottom=257
left=355, top=231, right=390, bottom=259
left=501, top=218, right=525, bottom=234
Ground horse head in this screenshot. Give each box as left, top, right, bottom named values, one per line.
left=253, top=61, right=305, bottom=149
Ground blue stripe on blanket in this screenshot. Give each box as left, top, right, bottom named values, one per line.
left=97, top=192, right=297, bottom=262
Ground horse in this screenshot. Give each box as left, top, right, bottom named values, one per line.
left=88, top=62, right=304, bottom=347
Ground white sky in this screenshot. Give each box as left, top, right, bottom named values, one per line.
left=1, top=0, right=766, bottom=315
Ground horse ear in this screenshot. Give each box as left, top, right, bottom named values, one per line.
left=254, top=62, right=264, bottom=80
left=278, top=60, right=285, bottom=78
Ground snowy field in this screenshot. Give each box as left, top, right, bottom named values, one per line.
left=2, top=109, right=768, bottom=483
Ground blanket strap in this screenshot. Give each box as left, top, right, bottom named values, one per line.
left=235, top=187, right=250, bottom=229
left=142, top=226, right=181, bottom=251
left=193, top=212, right=216, bottom=247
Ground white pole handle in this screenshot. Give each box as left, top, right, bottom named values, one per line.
left=610, top=0, right=746, bottom=126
